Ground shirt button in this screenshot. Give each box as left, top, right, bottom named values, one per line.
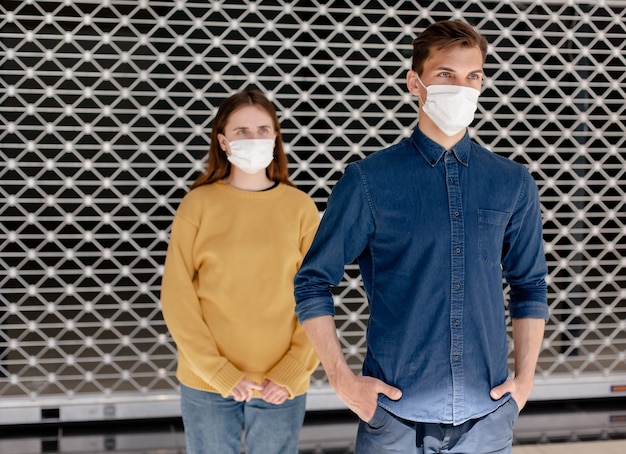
left=454, top=355, right=459, bottom=361
left=449, top=178, right=455, bottom=184
left=454, top=211, right=460, bottom=217
left=454, top=319, right=460, bottom=326
left=455, top=283, right=461, bottom=289
left=455, top=247, right=461, bottom=254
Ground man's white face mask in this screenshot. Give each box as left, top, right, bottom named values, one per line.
left=225, top=138, right=275, bottom=174
left=417, top=73, right=480, bottom=137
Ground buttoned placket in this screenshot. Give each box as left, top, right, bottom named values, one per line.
left=444, top=149, right=465, bottom=423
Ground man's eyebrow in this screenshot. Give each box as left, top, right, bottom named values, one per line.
left=434, top=66, right=484, bottom=74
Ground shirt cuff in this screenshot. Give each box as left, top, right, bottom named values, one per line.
left=509, top=300, right=549, bottom=321
left=295, top=296, right=335, bottom=323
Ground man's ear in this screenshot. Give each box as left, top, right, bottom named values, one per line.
left=406, top=70, right=422, bottom=98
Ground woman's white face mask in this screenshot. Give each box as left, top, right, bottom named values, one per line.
left=224, top=138, right=275, bottom=174
left=417, top=74, right=480, bottom=137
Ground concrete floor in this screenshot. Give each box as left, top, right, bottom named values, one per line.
left=512, top=440, right=626, bottom=454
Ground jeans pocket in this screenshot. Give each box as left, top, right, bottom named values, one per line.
left=365, top=405, right=387, bottom=430
left=498, top=396, right=520, bottom=431
left=509, top=396, right=520, bottom=418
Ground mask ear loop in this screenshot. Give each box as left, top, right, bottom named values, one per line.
left=415, top=73, right=428, bottom=90
left=414, top=71, right=427, bottom=108
left=217, top=134, right=231, bottom=156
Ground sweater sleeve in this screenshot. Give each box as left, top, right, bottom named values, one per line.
left=264, top=197, right=321, bottom=397
left=160, top=206, right=245, bottom=397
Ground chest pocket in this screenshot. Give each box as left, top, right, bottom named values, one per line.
left=478, top=209, right=510, bottom=266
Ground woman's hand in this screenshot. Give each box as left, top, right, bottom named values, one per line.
left=260, top=379, right=289, bottom=405
left=231, top=379, right=263, bottom=402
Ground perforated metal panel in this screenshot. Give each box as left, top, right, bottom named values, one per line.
left=1, top=0, right=625, bottom=423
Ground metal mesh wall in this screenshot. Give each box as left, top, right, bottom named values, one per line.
left=1, top=0, right=625, bottom=422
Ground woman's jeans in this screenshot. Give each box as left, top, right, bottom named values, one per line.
left=180, top=384, right=306, bottom=454
left=355, top=398, right=519, bottom=453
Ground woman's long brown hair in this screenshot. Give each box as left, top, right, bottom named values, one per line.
left=189, top=90, right=293, bottom=190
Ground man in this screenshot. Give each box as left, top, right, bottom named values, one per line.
left=294, top=20, right=548, bottom=453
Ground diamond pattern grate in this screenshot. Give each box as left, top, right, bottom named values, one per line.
left=1, top=0, right=625, bottom=412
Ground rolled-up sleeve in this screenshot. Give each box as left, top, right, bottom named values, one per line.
left=503, top=169, right=549, bottom=321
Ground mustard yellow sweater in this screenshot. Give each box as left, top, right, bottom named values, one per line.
left=160, top=181, right=320, bottom=398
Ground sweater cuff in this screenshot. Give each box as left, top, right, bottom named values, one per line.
left=211, top=362, right=246, bottom=398
left=265, top=355, right=310, bottom=398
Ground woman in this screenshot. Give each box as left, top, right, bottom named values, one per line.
left=160, top=90, right=320, bottom=453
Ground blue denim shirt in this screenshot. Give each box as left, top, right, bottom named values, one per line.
left=295, top=127, right=548, bottom=425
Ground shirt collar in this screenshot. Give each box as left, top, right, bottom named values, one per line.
left=409, top=127, right=471, bottom=167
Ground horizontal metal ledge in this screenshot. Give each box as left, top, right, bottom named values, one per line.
left=0, top=374, right=625, bottom=426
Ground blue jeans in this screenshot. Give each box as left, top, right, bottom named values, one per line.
left=355, top=398, right=519, bottom=453
left=180, top=384, right=306, bottom=454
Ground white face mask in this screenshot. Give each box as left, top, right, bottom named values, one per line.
left=225, top=138, right=275, bottom=174
left=417, top=74, right=480, bottom=137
